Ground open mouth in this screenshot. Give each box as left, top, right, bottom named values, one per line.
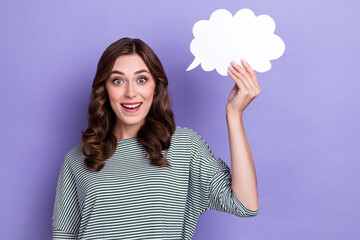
left=121, top=102, right=142, bottom=109
left=120, top=102, right=143, bottom=113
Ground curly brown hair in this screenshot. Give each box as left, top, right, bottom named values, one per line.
left=81, top=37, right=176, bottom=171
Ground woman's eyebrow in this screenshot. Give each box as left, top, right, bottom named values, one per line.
left=109, top=69, right=150, bottom=76
left=134, top=69, right=150, bottom=75
left=110, top=70, right=124, bottom=75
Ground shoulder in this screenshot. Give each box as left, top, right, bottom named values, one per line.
left=172, top=125, right=209, bottom=152
left=175, top=126, right=226, bottom=173
left=63, top=144, right=84, bottom=168
left=172, top=125, right=204, bottom=143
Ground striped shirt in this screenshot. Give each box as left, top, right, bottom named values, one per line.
left=52, top=126, right=259, bottom=239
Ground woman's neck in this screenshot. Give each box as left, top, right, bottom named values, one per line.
left=113, top=120, right=144, bottom=140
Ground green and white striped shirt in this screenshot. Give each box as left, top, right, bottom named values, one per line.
left=52, top=126, right=259, bottom=239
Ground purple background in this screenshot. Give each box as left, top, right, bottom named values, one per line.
left=1, top=0, right=359, bottom=239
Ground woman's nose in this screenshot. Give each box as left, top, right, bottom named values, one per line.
left=124, top=81, right=136, bottom=98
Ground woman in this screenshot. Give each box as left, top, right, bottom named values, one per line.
left=52, top=38, right=260, bottom=239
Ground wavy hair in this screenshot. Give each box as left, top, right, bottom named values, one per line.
left=81, top=38, right=176, bottom=171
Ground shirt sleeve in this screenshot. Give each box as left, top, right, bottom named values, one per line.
left=52, top=152, right=81, bottom=239
left=189, top=129, right=259, bottom=217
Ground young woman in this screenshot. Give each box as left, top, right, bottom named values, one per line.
left=52, top=38, right=260, bottom=239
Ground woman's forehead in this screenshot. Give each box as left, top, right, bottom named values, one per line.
left=112, top=54, right=149, bottom=73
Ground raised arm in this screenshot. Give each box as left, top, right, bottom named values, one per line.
left=226, top=59, right=261, bottom=211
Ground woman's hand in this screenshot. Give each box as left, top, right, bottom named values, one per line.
left=226, top=59, right=261, bottom=115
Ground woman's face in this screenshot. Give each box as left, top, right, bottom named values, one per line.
left=105, top=54, right=156, bottom=134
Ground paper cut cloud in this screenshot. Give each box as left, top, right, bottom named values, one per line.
left=187, top=8, right=285, bottom=76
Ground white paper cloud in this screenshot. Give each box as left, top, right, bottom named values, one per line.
left=187, top=8, right=285, bottom=76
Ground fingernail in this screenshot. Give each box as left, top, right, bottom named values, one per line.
left=242, top=58, right=247, bottom=63
left=231, top=60, right=238, bottom=65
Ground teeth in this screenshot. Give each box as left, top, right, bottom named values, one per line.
left=122, top=103, right=141, bottom=109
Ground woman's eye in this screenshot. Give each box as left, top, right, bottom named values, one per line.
left=137, top=77, right=147, bottom=83
left=113, top=78, right=124, bottom=84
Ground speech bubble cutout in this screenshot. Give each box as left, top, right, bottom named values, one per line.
left=187, top=8, right=285, bottom=76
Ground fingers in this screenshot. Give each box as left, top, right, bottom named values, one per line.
left=229, top=60, right=261, bottom=96
left=229, top=60, right=254, bottom=92
left=240, top=59, right=261, bottom=93
left=228, top=66, right=246, bottom=91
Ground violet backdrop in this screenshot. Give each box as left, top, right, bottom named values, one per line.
left=0, top=0, right=359, bottom=239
